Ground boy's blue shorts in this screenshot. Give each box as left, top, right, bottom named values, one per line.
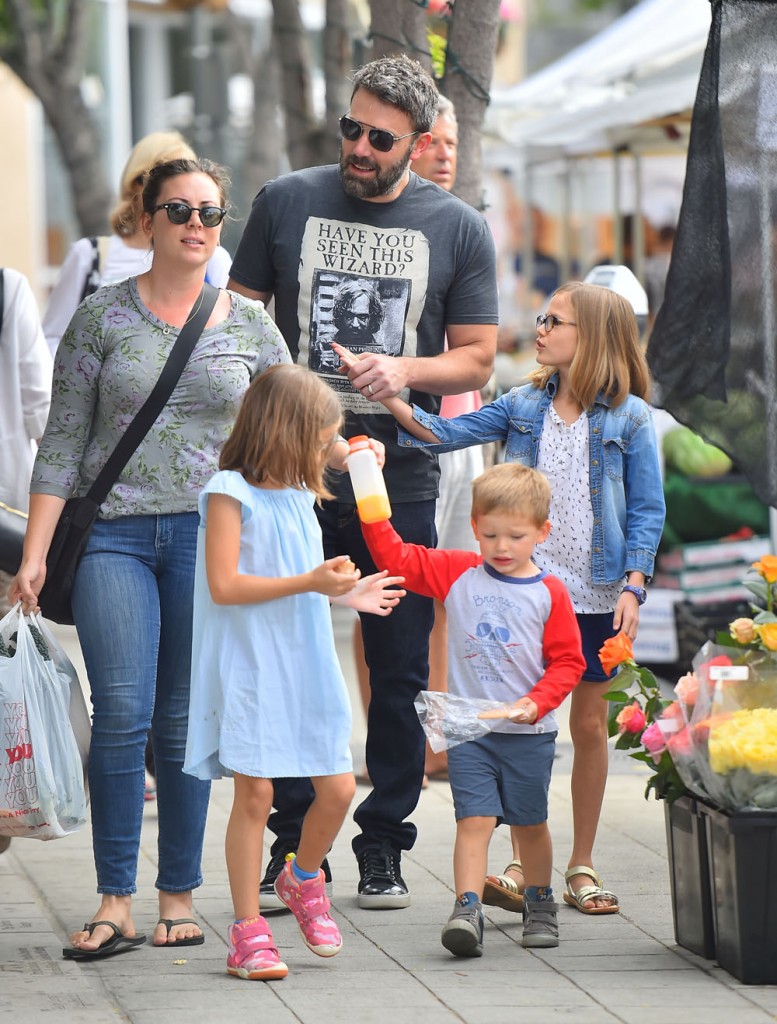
left=577, top=611, right=618, bottom=682
left=448, top=731, right=557, bottom=826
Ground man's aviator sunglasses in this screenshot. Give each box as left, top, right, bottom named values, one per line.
left=152, top=202, right=226, bottom=228
left=339, top=114, right=419, bottom=153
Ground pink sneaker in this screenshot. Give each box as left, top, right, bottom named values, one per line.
left=226, top=916, right=288, bottom=981
left=274, top=859, right=343, bottom=957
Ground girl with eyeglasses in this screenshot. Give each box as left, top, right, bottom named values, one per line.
left=11, top=158, right=295, bottom=959
left=367, top=280, right=665, bottom=918
left=42, top=132, right=232, bottom=358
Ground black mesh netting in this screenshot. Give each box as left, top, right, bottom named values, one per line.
left=647, top=0, right=777, bottom=506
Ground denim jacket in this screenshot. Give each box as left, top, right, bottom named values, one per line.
left=398, top=374, right=665, bottom=585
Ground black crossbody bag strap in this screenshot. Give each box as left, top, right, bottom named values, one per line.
left=85, top=282, right=218, bottom=506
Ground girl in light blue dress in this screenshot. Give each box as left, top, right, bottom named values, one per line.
left=184, top=363, right=404, bottom=981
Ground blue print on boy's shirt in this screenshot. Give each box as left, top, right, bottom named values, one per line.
left=464, top=610, right=523, bottom=690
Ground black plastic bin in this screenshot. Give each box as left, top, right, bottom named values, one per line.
left=673, top=599, right=751, bottom=670
left=663, top=796, right=716, bottom=958
left=699, top=803, right=777, bottom=984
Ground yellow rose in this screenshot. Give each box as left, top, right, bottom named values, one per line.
left=730, top=617, right=757, bottom=644
left=752, top=555, right=777, bottom=584
left=757, top=623, right=777, bottom=651
left=708, top=709, right=777, bottom=775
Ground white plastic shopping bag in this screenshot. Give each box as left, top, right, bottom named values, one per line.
left=0, top=603, right=90, bottom=839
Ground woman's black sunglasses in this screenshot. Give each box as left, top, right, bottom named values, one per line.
left=339, top=114, right=419, bottom=153
left=152, top=202, right=226, bottom=228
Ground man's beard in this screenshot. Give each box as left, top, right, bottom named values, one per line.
left=338, top=147, right=412, bottom=200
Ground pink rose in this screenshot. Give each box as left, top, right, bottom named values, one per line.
left=674, top=673, right=700, bottom=706
left=667, top=728, right=692, bottom=759
left=615, top=701, right=646, bottom=735
left=641, top=721, right=667, bottom=763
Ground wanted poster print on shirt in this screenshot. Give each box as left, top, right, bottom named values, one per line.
left=297, top=217, right=430, bottom=415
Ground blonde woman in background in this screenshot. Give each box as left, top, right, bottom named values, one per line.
left=42, top=131, right=232, bottom=357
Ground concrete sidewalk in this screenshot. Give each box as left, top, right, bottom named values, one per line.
left=2, top=610, right=776, bottom=1024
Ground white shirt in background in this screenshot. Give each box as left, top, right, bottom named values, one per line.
left=0, top=269, right=52, bottom=512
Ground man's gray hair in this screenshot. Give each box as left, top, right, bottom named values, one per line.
left=351, top=55, right=439, bottom=134
left=436, top=94, right=457, bottom=125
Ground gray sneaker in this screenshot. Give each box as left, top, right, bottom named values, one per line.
left=521, top=897, right=559, bottom=948
left=441, top=896, right=484, bottom=957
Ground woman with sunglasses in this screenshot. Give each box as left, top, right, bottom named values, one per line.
left=42, top=131, right=232, bottom=358
left=370, top=281, right=665, bottom=917
left=11, top=158, right=293, bottom=959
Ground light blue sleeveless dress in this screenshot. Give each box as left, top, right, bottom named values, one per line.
left=184, top=470, right=353, bottom=780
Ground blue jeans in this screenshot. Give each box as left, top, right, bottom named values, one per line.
left=268, top=500, right=436, bottom=858
left=72, top=513, right=210, bottom=896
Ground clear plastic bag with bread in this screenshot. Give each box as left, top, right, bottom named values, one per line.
left=414, top=690, right=532, bottom=752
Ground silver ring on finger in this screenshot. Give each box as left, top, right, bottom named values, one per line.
left=366, top=383, right=374, bottom=396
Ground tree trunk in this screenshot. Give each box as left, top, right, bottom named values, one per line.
left=324, top=0, right=352, bottom=136
left=441, top=0, right=501, bottom=210
left=271, top=0, right=327, bottom=169
left=36, top=84, right=113, bottom=236
left=368, top=0, right=431, bottom=73
left=0, top=0, right=111, bottom=235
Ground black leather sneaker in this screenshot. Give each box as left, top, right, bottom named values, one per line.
left=260, top=848, right=333, bottom=913
left=357, top=842, right=411, bottom=908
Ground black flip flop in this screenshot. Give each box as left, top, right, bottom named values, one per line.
left=154, top=917, right=205, bottom=947
left=62, top=920, right=147, bottom=960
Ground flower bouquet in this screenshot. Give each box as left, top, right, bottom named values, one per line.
left=602, top=556, right=777, bottom=812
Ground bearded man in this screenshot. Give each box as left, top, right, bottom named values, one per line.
left=228, top=54, right=498, bottom=910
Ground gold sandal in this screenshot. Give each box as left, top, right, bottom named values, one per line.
left=483, top=860, right=524, bottom=913
left=563, top=866, right=619, bottom=915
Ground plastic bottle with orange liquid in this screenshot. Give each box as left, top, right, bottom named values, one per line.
left=346, top=436, right=392, bottom=523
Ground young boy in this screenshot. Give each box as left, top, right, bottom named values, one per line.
left=358, top=463, right=585, bottom=956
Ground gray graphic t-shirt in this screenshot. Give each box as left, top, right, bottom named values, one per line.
left=230, top=166, right=498, bottom=502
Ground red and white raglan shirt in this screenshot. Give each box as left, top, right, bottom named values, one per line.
left=362, top=520, right=586, bottom=734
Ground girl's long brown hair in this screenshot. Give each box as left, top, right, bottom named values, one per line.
left=529, top=282, right=650, bottom=409
left=220, top=364, right=342, bottom=501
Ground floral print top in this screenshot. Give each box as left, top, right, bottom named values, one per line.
left=31, top=277, right=292, bottom=518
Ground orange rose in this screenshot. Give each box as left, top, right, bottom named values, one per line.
left=757, top=622, right=777, bottom=651
left=752, top=555, right=777, bottom=584
left=674, top=673, right=699, bottom=706
left=661, top=700, right=685, bottom=723
left=729, top=617, right=757, bottom=644
left=598, top=631, right=635, bottom=676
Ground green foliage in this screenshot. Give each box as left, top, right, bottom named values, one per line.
left=427, top=29, right=447, bottom=79
left=0, top=0, right=69, bottom=49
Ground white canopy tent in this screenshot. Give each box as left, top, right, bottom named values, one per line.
left=482, top=0, right=712, bottom=318
left=487, top=0, right=711, bottom=159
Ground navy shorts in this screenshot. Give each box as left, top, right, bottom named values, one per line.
left=448, top=731, right=557, bottom=826
left=577, top=611, right=618, bottom=683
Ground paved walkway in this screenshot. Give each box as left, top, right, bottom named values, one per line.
left=2, top=611, right=776, bottom=1023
